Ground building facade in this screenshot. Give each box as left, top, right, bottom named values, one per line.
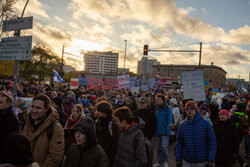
left=137, top=56, right=160, bottom=76
left=226, top=78, right=250, bottom=91
left=84, top=51, right=119, bottom=74
left=152, top=64, right=227, bottom=89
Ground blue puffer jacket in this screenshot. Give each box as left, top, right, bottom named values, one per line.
left=176, top=112, right=217, bottom=163
left=155, top=103, right=172, bottom=136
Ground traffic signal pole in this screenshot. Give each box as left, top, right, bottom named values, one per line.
left=145, top=42, right=202, bottom=66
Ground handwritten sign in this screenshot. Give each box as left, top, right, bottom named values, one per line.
left=182, top=70, right=206, bottom=101
left=70, top=78, right=79, bottom=89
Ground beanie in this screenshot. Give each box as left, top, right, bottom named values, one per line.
left=169, top=98, right=178, bottom=105
left=219, top=109, right=229, bottom=118
left=185, top=101, right=198, bottom=110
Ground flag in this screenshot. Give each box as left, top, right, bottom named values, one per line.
left=53, top=69, right=64, bottom=83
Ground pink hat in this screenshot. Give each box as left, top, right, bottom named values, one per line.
left=219, top=109, right=229, bottom=118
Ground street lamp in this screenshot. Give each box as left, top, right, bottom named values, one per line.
left=124, top=40, right=127, bottom=70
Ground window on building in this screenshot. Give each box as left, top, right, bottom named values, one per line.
left=157, top=68, right=160, bottom=72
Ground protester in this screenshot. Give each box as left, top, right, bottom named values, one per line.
left=153, top=93, right=172, bottom=167
left=95, top=101, right=120, bottom=167
left=0, top=131, right=39, bottom=167
left=65, top=104, right=85, bottom=150
left=169, top=98, right=180, bottom=145
left=210, top=98, right=220, bottom=124
left=51, top=96, right=68, bottom=127
left=113, top=107, right=147, bottom=167
left=0, top=91, right=20, bottom=163
left=176, top=101, right=217, bottom=167
left=213, top=109, right=237, bottom=167
left=199, top=103, right=213, bottom=126
left=22, top=93, right=65, bottom=167
left=63, top=117, right=109, bottom=167
left=63, top=95, right=74, bottom=117
left=245, top=103, right=250, bottom=158
left=134, top=97, right=157, bottom=141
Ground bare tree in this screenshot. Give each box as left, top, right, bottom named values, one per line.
left=0, top=0, right=18, bottom=38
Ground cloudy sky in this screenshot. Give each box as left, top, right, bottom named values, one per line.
left=15, top=0, right=250, bottom=80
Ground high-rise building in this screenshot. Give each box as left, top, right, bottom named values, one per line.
left=137, top=56, right=160, bottom=76
left=84, top=51, right=119, bottom=74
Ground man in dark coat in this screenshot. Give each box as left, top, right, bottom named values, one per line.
left=96, top=101, right=120, bottom=167
left=134, top=97, right=157, bottom=140
left=51, top=96, right=68, bottom=127
left=113, top=107, right=147, bottom=167
left=0, top=91, right=20, bottom=163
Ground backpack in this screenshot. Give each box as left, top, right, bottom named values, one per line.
left=21, top=120, right=57, bottom=141
left=235, top=112, right=248, bottom=135
left=133, top=132, right=153, bottom=167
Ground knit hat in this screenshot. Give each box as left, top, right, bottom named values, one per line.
left=169, top=98, right=178, bottom=105
left=52, top=96, right=62, bottom=107
left=185, top=101, right=198, bottom=110
left=0, top=91, right=14, bottom=104
left=219, top=109, right=229, bottom=118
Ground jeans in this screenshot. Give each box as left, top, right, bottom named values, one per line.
left=245, top=135, right=250, bottom=156
left=156, top=136, right=169, bottom=164
left=182, top=159, right=207, bottom=167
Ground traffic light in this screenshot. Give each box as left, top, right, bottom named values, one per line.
left=143, top=45, right=148, bottom=55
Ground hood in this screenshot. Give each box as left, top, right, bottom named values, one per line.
left=70, top=117, right=97, bottom=152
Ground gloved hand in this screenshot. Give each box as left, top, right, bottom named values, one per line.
left=176, top=161, right=182, bottom=167
left=206, top=161, right=214, bottom=167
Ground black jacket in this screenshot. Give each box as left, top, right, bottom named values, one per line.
left=0, top=106, right=20, bottom=163
left=213, top=120, right=237, bottom=165
left=210, top=103, right=219, bottom=123
left=96, top=117, right=120, bottom=167
left=134, top=107, right=157, bottom=140
left=64, top=117, right=109, bottom=167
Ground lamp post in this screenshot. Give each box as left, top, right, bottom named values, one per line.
left=123, top=40, right=127, bottom=70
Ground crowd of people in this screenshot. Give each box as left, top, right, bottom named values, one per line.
left=0, top=81, right=250, bottom=167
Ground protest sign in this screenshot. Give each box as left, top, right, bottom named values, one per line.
left=70, top=78, right=79, bottom=89
left=182, top=70, right=206, bottom=101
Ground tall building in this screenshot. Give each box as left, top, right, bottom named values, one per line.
left=137, top=56, right=160, bottom=76
left=152, top=63, right=227, bottom=89
left=84, top=51, right=119, bottom=74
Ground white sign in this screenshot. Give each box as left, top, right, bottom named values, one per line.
left=2, top=16, right=33, bottom=31
left=0, top=36, right=32, bottom=60
left=182, top=70, right=206, bottom=101
left=131, top=87, right=140, bottom=93
left=70, top=78, right=79, bottom=89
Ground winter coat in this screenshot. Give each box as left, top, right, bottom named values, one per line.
left=64, top=144, right=109, bottom=167
left=134, top=106, right=157, bottom=139
left=56, top=107, right=67, bottom=127
left=113, top=123, right=147, bottom=167
left=22, top=108, right=65, bottom=167
left=203, top=114, right=213, bottom=126
left=63, top=96, right=74, bottom=117
left=64, top=117, right=109, bottom=167
left=0, top=106, right=20, bottom=158
left=210, top=103, right=219, bottom=123
left=213, top=120, right=237, bottom=165
left=155, top=103, right=172, bottom=136
left=96, top=117, right=120, bottom=167
left=176, top=112, right=217, bottom=163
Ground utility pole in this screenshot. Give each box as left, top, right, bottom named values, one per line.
left=199, top=42, right=202, bottom=66
left=13, top=0, right=30, bottom=106
left=124, top=40, right=127, bottom=69
left=60, top=45, right=64, bottom=76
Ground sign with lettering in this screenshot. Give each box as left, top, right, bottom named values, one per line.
left=0, top=36, right=32, bottom=60
left=2, top=17, right=33, bottom=31
left=182, top=70, right=206, bottom=101
left=70, top=78, right=79, bottom=89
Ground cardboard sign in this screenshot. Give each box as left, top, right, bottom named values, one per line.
left=182, top=70, right=206, bottom=101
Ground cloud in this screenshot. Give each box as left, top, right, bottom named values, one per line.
left=223, top=25, right=250, bottom=44
left=54, top=16, right=63, bottom=22
left=14, top=0, right=49, bottom=18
